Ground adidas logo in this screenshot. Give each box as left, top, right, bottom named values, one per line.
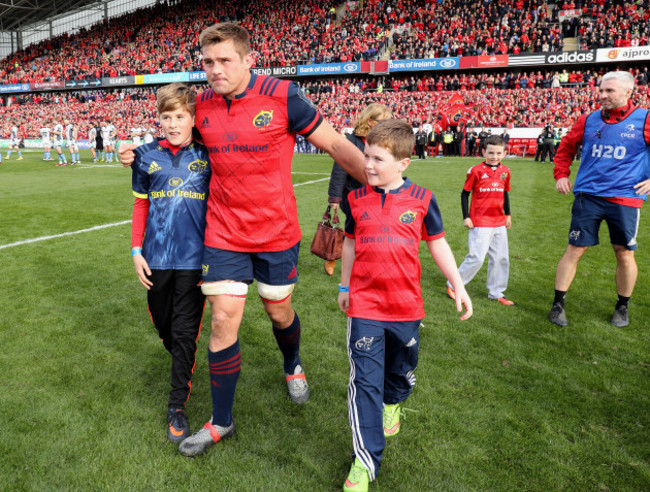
left=481, top=173, right=490, bottom=179
left=147, top=161, right=162, bottom=174
left=201, top=116, right=210, bottom=128
left=406, top=338, right=417, bottom=348
left=287, top=266, right=297, bottom=279
left=360, top=211, right=371, bottom=221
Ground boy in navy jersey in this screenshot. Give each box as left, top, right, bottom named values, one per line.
left=130, top=83, right=211, bottom=443
left=447, top=135, right=514, bottom=306
left=338, top=119, right=472, bottom=492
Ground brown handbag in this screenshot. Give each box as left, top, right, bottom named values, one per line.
left=310, top=205, right=344, bottom=261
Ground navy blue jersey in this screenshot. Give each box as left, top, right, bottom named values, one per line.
left=132, top=138, right=211, bottom=269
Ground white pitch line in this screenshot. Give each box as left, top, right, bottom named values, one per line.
left=75, top=164, right=123, bottom=169
left=1, top=176, right=330, bottom=251
left=0, top=220, right=132, bottom=251
left=291, top=172, right=330, bottom=175
left=294, top=177, right=330, bottom=187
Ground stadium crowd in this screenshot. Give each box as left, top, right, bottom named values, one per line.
left=1, top=0, right=649, bottom=84
left=2, top=66, right=648, bottom=140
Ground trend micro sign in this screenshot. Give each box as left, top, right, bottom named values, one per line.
left=544, top=51, right=595, bottom=64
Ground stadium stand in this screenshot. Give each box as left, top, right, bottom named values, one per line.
left=0, top=0, right=649, bottom=145
left=2, top=67, right=648, bottom=142
left=3, top=0, right=648, bottom=82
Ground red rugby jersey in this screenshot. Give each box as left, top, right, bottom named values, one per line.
left=345, top=179, right=445, bottom=321
left=464, top=162, right=511, bottom=227
left=196, top=74, right=323, bottom=252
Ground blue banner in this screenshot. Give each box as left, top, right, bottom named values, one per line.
left=189, top=71, right=207, bottom=81
left=297, top=62, right=360, bottom=76
left=141, top=73, right=190, bottom=84
left=389, top=58, right=459, bottom=72
left=0, top=83, right=30, bottom=93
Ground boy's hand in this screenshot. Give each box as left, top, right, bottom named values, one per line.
left=556, top=177, right=572, bottom=194
left=133, top=254, right=153, bottom=290
left=338, top=292, right=349, bottom=312
left=463, top=218, right=474, bottom=229
left=453, top=284, right=473, bottom=321
left=505, top=215, right=512, bottom=229
left=119, top=143, right=137, bottom=167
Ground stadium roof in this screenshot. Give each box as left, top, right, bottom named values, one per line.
left=0, top=0, right=103, bottom=32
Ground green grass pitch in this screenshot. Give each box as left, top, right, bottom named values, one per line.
left=1, top=149, right=648, bottom=491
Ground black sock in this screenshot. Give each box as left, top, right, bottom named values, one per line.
left=616, top=295, right=630, bottom=309
left=273, top=312, right=301, bottom=374
left=554, top=290, right=566, bottom=307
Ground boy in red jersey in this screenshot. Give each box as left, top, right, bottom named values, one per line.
left=447, top=135, right=514, bottom=305
left=338, top=119, right=472, bottom=492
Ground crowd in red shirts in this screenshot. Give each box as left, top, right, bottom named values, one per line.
left=311, top=78, right=649, bottom=130
left=1, top=0, right=648, bottom=85
left=575, top=0, right=650, bottom=50
left=2, top=66, right=648, bottom=141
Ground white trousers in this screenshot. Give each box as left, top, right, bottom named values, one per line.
left=457, top=226, right=509, bottom=299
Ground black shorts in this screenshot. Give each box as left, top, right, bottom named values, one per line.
left=569, top=193, right=640, bottom=250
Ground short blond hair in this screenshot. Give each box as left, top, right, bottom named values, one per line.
left=156, top=83, right=196, bottom=115
left=366, top=119, right=414, bottom=160
left=199, top=22, right=250, bottom=58
left=601, top=70, right=635, bottom=90
left=353, top=103, right=392, bottom=137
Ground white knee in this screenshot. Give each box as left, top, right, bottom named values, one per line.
left=257, top=282, right=294, bottom=302
left=201, top=280, right=249, bottom=297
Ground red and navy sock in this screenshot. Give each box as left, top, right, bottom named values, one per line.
left=272, top=311, right=302, bottom=374
left=208, top=340, right=241, bottom=427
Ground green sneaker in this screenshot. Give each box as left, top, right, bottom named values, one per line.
left=383, top=403, right=401, bottom=437
left=343, top=458, right=369, bottom=492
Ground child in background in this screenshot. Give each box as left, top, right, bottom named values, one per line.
left=447, top=135, right=514, bottom=305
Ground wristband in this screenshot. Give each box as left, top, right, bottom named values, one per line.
left=131, top=247, right=142, bottom=256
left=338, top=284, right=349, bottom=292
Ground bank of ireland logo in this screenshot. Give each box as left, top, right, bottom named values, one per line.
left=355, top=336, right=374, bottom=351
left=253, top=110, right=273, bottom=128
left=439, top=59, right=455, bottom=68
left=343, top=63, right=357, bottom=72
left=168, top=177, right=184, bottom=187
left=400, top=210, right=417, bottom=224
left=223, top=132, right=237, bottom=142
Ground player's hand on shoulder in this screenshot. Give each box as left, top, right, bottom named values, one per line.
left=119, top=143, right=137, bottom=167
